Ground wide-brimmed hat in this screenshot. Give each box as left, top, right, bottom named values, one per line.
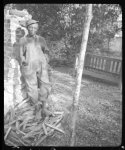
left=26, top=19, right=39, bottom=27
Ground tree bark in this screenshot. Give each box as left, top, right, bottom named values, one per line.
left=70, top=4, right=93, bottom=146
left=107, top=37, right=110, bottom=52
left=119, top=63, right=122, bottom=91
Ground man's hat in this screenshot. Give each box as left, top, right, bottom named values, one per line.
left=26, top=19, right=39, bottom=27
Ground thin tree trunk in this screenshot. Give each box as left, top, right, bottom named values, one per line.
left=107, top=37, right=110, bottom=52
left=70, top=4, right=93, bottom=146
left=119, top=64, right=122, bottom=91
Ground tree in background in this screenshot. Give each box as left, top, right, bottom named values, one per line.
left=15, top=4, right=63, bottom=40
left=11, top=4, right=122, bottom=64
left=57, top=4, right=122, bottom=62
left=70, top=4, right=93, bottom=146
left=89, top=4, right=122, bottom=53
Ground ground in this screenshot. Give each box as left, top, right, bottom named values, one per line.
left=39, top=66, right=122, bottom=146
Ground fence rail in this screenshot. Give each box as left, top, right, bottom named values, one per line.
left=83, top=52, right=122, bottom=84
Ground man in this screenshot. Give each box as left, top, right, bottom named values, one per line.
left=18, top=19, right=52, bottom=117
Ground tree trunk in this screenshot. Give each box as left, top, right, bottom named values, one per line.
left=107, top=37, right=110, bottom=52
left=119, top=64, right=122, bottom=91
left=70, top=4, right=93, bottom=146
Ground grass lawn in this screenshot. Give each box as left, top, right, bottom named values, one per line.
left=40, top=66, right=122, bottom=147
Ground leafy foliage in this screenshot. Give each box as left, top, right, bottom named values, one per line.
left=15, top=4, right=63, bottom=40
left=13, top=4, right=122, bottom=64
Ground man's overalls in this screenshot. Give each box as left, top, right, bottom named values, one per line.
left=19, top=35, right=51, bottom=115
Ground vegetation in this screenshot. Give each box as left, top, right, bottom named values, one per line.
left=7, top=4, right=122, bottom=65
left=4, top=4, right=122, bottom=146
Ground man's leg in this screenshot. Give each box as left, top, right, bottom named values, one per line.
left=22, top=69, right=38, bottom=104
left=20, top=75, right=28, bottom=99
left=37, top=63, right=52, bottom=117
left=39, top=81, right=52, bottom=117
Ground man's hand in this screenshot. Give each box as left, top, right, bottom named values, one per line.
left=21, top=56, right=28, bottom=66
left=22, top=61, right=28, bottom=66
left=44, top=54, right=49, bottom=63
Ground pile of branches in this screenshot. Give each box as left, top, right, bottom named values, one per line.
left=4, top=98, right=64, bottom=147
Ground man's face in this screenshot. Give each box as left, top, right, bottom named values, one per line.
left=27, top=23, right=38, bottom=36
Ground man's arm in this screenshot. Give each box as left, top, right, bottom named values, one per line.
left=19, top=38, right=26, bottom=66
left=39, top=36, right=50, bottom=62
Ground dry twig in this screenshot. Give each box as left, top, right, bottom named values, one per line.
left=45, top=123, right=65, bottom=134
left=4, top=127, right=11, bottom=141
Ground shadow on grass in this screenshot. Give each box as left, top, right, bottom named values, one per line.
left=42, top=67, right=122, bottom=146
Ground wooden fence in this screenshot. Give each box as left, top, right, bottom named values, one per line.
left=83, top=52, right=122, bottom=85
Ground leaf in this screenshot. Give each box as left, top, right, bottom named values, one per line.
left=10, top=107, right=15, bottom=121
left=22, top=124, right=42, bottom=138
left=45, top=123, right=65, bottom=134
left=4, top=127, right=11, bottom=141
left=6, top=139, right=18, bottom=147
left=16, top=129, right=26, bottom=135
left=16, top=121, right=19, bottom=130
left=35, top=134, right=47, bottom=146
left=42, top=123, right=48, bottom=135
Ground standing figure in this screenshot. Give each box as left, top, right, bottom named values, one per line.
left=18, top=19, right=52, bottom=117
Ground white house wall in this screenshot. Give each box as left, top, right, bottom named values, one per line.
left=4, top=9, right=31, bottom=116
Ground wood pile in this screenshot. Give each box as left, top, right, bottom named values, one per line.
left=4, top=98, right=64, bottom=147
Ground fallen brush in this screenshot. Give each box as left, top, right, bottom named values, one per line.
left=4, top=100, right=64, bottom=147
